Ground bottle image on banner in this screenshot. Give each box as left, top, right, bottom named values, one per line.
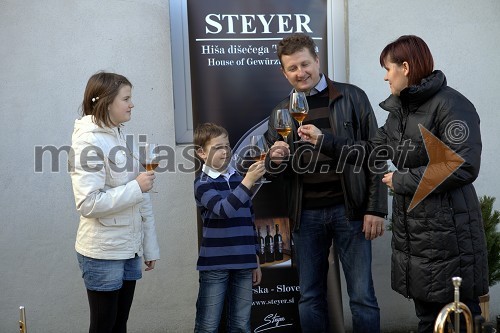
left=274, top=223, right=284, bottom=261
left=257, top=226, right=266, bottom=264
left=265, top=225, right=275, bottom=263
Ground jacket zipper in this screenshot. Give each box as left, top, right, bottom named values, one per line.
left=400, top=104, right=409, bottom=143
left=118, top=127, right=137, bottom=241
left=403, top=195, right=411, bottom=299
left=342, top=121, right=355, bottom=219
left=397, top=104, right=411, bottom=299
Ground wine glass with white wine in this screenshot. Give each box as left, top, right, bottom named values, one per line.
left=140, top=143, right=159, bottom=193
left=273, top=108, right=293, bottom=142
left=249, top=135, right=271, bottom=184
left=289, top=91, right=309, bottom=143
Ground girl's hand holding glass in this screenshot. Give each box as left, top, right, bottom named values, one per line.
left=136, top=172, right=155, bottom=193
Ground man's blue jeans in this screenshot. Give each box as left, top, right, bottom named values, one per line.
left=194, top=269, right=253, bottom=333
left=293, top=204, right=380, bottom=333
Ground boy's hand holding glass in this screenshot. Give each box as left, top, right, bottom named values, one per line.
left=241, top=161, right=266, bottom=190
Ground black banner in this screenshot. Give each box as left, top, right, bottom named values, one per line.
left=187, top=0, right=327, bottom=146
left=188, top=1, right=328, bottom=331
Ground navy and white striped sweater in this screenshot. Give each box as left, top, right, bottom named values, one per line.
left=194, top=165, right=259, bottom=271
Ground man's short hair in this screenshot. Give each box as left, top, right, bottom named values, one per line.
left=277, top=33, right=317, bottom=66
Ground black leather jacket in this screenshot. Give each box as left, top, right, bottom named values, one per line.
left=265, top=77, right=387, bottom=231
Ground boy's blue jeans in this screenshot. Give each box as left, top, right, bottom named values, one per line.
left=293, top=204, right=380, bottom=333
left=194, top=269, right=253, bottom=333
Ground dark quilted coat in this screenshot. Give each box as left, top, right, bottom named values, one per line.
left=322, top=70, right=489, bottom=302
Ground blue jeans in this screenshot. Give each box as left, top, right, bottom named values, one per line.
left=194, top=269, right=253, bottom=333
left=293, top=205, right=380, bottom=333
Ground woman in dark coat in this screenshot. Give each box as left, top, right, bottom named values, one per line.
left=297, top=35, right=489, bottom=333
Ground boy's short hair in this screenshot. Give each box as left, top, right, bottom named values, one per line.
left=194, top=122, right=229, bottom=149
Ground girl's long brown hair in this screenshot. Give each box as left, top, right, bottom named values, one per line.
left=81, top=72, right=132, bottom=128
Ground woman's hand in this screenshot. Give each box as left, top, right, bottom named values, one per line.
left=136, top=171, right=155, bottom=192
left=298, top=124, right=323, bottom=145
left=382, top=172, right=394, bottom=190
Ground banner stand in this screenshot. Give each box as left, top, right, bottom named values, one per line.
left=328, top=247, right=345, bottom=333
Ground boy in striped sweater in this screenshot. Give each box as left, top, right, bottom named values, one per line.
left=193, top=123, right=265, bottom=333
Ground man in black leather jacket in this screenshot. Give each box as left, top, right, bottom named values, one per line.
left=266, top=33, right=387, bottom=333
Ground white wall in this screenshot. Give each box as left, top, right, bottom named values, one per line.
left=347, top=0, right=500, bottom=198
left=1, top=0, right=499, bottom=332
left=0, top=1, right=198, bottom=332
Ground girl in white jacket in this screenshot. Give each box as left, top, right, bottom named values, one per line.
left=70, top=72, right=160, bottom=333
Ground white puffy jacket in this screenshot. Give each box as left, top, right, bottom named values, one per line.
left=70, top=115, right=160, bottom=261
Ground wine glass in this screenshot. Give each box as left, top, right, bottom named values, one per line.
left=249, top=135, right=271, bottom=184
left=140, top=143, right=159, bottom=193
left=289, top=91, right=309, bottom=143
left=273, top=108, right=293, bottom=142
